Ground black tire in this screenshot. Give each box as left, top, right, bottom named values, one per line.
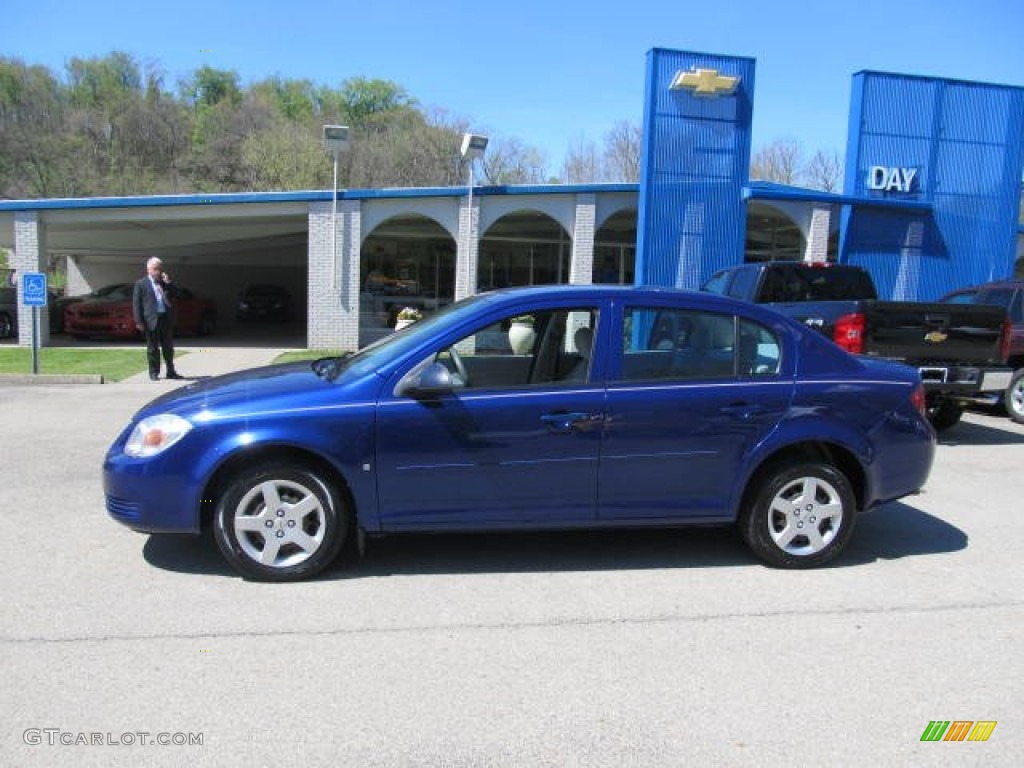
left=213, top=462, right=348, bottom=581
left=1005, top=369, right=1024, bottom=425
left=927, top=399, right=964, bottom=431
left=0, top=312, right=12, bottom=339
left=739, top=461, right=857, bottom=569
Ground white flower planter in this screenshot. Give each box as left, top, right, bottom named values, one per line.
left=508, top=322, right=536, bottom=354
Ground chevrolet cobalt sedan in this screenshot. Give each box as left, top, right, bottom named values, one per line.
left=104, top=286, right=935, bottom=581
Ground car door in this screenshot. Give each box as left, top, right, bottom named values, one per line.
left=375, top=304, right=606, bottom=529
left=598, top=304, right=793, bottom=521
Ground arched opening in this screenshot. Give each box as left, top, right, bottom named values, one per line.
left=478, top=210, right=571, bottom=291
left=745, top=202, right=805, bottom=262
left=594, top=208, right=637, bottom=284
left=360, top=214, right=455, bottom=346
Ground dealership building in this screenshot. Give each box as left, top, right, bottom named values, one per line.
left=2, top=48, right=1023, bottom=349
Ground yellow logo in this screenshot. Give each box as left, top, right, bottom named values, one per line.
left=669, top=68, right=740, bottom=97
left=924, top=331, right=948, bottom=343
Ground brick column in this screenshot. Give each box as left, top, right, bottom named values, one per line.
left=307, top=200, right=361, bottom=350
left=803, top=204, right=832, bottom=263
left=454, top=194, right=480, bottom=302
left=569, top=193, right=596, bottom=284
left=13, top=211, right=51, bottom=347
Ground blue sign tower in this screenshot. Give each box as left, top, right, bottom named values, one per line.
left=636, top=49, right=755, bottom=289
left=840, top=72, right=1024, bottom=299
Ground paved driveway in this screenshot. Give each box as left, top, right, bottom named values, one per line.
left=1, top=362, right=1021, bottom=766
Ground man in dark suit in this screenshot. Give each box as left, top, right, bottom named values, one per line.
left=133, top=256, right=182, bottom=380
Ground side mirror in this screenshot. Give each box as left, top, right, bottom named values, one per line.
left=396, top=361, right=454, bottom=398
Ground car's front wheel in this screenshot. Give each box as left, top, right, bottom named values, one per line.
left=213, top=462, right=348, bottom=581
left=1004, top=369, right=1024, bottom=425
left=740, top=462, right=856, bottom=568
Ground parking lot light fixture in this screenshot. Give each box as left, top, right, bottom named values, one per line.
left=460, top=133, right=489, bottom=245
left=323, top=125, right=351, bottom=291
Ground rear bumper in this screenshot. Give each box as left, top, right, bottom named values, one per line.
left=918, top=365, right=1012, bottom=395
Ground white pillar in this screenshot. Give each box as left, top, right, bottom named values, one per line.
left=454, top=194, right=480, bottom=302
left=13, top=211, right=51, bottom=347
left=803, top=204, right=832, bottom=263
left=569, top=193, right=596, bottom=284
left=307, top=200, right=361, bottom=350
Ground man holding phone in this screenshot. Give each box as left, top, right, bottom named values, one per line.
left=133, top=256, right=182, bottom=380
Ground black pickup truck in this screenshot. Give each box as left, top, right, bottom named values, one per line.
left=703, top=262, right=1013, bottom=430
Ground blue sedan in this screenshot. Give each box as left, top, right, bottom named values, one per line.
left=104, top=285, right=935, bottom=581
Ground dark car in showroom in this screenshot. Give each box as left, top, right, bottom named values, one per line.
left=65, top=283, right=217, bottom=339
left=1, top=286, right=63, bottom=338
left=236, top=284, right=295, bottom=323
left=940, top=278, right=1024, bottom=423
left=104, top=285, right=935, bottom=582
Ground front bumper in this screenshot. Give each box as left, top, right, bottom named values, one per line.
left=103, top=447, right=203, bottom=534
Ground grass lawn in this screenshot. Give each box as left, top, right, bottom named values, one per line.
left=0, top=347, right=187, bottom=382
left=273, top=349, right=350, bottom=364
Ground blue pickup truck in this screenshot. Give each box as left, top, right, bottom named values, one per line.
left=703, top=262, right=1013, bottom=430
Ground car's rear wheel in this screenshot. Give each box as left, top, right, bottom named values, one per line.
left=213, top=462, right=348, bottom=581
left=1004, top=369, right=1024, bottom=424
left=740, top=462, right=856, bottom=568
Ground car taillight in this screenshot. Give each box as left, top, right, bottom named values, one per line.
left=910, top=383, right=927, bottom=417
left=1000, top=317, right=1011, bottom=363
left=834, top=312, right=865, bottom=354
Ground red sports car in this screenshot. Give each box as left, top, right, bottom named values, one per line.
left=64, top=284, right=217, bottom=339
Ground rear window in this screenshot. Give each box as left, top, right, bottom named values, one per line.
left=761, top=265, right=877, bottom=302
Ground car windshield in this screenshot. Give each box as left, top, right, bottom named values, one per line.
left=312, top=293, right=497, bottom=382
left=95, top=284, right=128, bottom=297
left=98, top=286, right=133, bottom=300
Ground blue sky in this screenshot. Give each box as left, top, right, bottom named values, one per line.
left=3, top=0, right=1023, bottom=173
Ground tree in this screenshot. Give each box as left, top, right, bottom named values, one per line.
left=182, top=66, right=242, bottom=110
left=481, top=137, right=547, bottom=185
left=603, top=120, right=642, bottom=182
left=561, top=136, right=604, bottom=183
left=804, top=149, right=844, bottom=192
left=241, top=121, right=330, bottom=190
left=250, top=76, right=318, bottom=121
left=0, top=58, right=68, bottom=197
left=338, top=77, right=414, bottom=126
left=750, top=139, right=804, bottom=184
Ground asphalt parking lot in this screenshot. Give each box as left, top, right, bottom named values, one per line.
left=1, top=360, right=1022, bottom=767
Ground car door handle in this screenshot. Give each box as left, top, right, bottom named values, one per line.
left=541, top=411, right=603, bottom=433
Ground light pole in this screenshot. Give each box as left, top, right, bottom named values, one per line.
left=323, top=125, right=351, bottom=291
left=460, top=133, right=488, bottom=296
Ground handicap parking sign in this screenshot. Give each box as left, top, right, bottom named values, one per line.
left=22, top=272, right=48, bottom=307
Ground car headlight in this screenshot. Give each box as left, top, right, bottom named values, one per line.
left=124, top=414, right=193, bottom=457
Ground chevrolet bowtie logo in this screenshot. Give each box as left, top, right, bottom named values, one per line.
left=670, top=68, right=740, bottom=97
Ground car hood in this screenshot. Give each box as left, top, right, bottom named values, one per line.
left=134, top=360, right=377, bottom=422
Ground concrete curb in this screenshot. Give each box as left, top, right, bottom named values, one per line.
left=0, top=373, right=104, bottom=385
